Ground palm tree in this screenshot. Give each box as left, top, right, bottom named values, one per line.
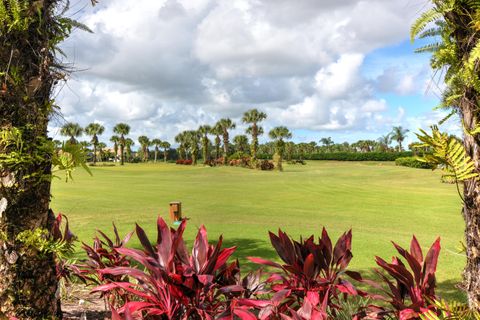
left=0, top=0, right=96, bottom=316
left=377, top=134, right=391, bottom=152
left=138, top=135, right=151, bottom=162
left=110, top=135, right=120, bottom=162
left=151, top=139, right=162, bottom=163
left=161, top=141, right=171, bottom=162
left=233, top=135, right=249, bottom=153
left=185, top=130, right=201, bottom=165
left=319, top=137, right=334, bottom=152
left=97, top=142, right=107, bottom=162
left=198, top=125, right=212, bottom=165
left=211, top=123, right=223, bottom=160
left=269, top=126, right=292, bottom=171
left=125, top=138, right=134, bottom=163
left=218, top=118, right=236, bottom=164
left=242, top=109, right=267, bottom=161
left=60, top=122, right=83, bottom=144
left=85, top=123, right=105, bottom=165
left=113, top=123, right=130, bottom=165
left=175, top=132, right=187, bottom=160
left=390, top=126, right=409, bottom=151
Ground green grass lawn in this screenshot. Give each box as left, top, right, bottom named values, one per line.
left=51, top=161, right=464, bottom=300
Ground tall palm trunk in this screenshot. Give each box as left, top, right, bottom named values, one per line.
left=0, top=0, right=60, bottom=317
left=251, top=123, right=258, bottom=161
left=93, top=143, right=97, bottom=165
left=164, top=149, right=168, bottom=162
left=154, top=147, right=158, bottom=163
left=215, top=136, right=221, bottom=160
left=120, top=136, right=125, bottom=165
left=222, top=132, right=229, bottom=165
left=202, top=139, right=209, bottom=165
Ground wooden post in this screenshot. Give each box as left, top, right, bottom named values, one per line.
left=169, top=202, right=182, bottom=221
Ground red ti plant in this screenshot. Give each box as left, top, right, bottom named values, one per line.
left=93, top=217, right=239, bottom=319
left=356, top=236, right=441, bottom=320
left=75, top=224, right=133, bottom=306
left=50, top=212, right=77, bottom=280
left=238, top=228, right=361, bottom=319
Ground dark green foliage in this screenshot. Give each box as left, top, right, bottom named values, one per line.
left=259, top=152, right=413, bottom=161
left=395, top=157, right=435, bottom=169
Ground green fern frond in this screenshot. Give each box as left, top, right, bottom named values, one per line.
left=416, top=126, right=478, bottom=182
left=411, top=8, right=442, bottom=42
left=59, top=17, right=93, bottom=33
left=438, top=110, right=457, bottom=125
left=418, top=27, right=442, bottom=39
left=466, top=0, right=480, bottom=10
left=415, top=42, right=443, bottom=53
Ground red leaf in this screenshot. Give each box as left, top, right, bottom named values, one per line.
left=248, top=256, right=283, bottom=269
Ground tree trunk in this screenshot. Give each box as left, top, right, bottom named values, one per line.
left=223, top=133, right=228, bottom=165
left=460, top=99, right=480, bottom=309
left=154, top=147, right=158, bottom=163
left=120, top=144, right=125, bottom=165
left=93, top=144, right=97, bottom=165
left=164, top=150, right=167, bottom=162
left=0, top=0, right=60, bottom=317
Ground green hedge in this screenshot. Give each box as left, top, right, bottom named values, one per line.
left=395, top=157, right=434, bottom=169
left=258, top=152, right=414, bottom=161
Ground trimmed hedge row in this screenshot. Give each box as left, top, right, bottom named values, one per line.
left=395, top=157, right=434, bottom=169
left=258, top=152, right=414, bottom=161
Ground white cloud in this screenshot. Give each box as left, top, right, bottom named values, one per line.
left=54, top=0, right=436, bottom=144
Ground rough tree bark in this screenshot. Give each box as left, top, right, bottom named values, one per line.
left=0, top=1, right=60, bottom=317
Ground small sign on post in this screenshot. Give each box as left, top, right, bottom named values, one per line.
left=169, top=201, right=182, bottom=224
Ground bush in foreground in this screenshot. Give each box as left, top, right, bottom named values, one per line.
left=70, top=217, right=461, bottom=319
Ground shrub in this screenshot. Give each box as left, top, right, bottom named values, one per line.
left=76, top=218, right=446, bottom=320
left=239, top=228, right=362, bottom=318
left=93, top=218, right=243, bottom=319
left=353, top=236, right=441, bottom=319
left=175, top=159, right=193, bottom=165
left=228, top=151, right=249, bottom=160
left=395, top=157, right=434, bottom=169
left=256, top=159, right=274, bottom=170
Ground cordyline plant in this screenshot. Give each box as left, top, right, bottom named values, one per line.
left=92, top=217, right=245, bottom=319
left=353, top=236, right=441, bottom=320
left=236, top=228, right=362, bottom=319
left=75, top=224, right=133, bottom=307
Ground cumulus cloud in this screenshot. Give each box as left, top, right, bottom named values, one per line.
left=54, top=0, right=435, bottom=144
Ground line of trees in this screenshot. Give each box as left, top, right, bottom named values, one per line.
left=59, top=118, right=412, bottom=167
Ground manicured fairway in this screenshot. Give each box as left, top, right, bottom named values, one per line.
left=51, top=161, right=464, bottom=300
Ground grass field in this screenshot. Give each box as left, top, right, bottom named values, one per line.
left=51, top=161, right=464, bottom=300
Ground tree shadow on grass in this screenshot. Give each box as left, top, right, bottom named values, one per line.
left=223, top=237, right=277, bottom=272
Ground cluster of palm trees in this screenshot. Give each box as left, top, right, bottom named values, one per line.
left=59, top=122, right=171, bottom=166
left=174, top=109, right=280, bottom=165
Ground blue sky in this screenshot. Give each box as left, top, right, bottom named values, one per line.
left=54, top=0, right=452, bottom=148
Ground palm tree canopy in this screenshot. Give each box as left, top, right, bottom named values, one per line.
left=151, top=139, right=162, bottom=147
left=125, top=138, right=134, bottom=148
left=113, top=123, right=130, bottom=136
left=246, top=125, right=264, bottom=136
left=161, top=141, right=171, bottom=149
left=110, top=135, right=119, bottom=143
left=60, top=122, right=83, bottom=139
left=218, top=118, right=236, bottom=132
left=85, top=123, right=105, bottom=137
left=233, top=135, right=249, bottom=145
left=212, top=123, right=223, bottom=136
left=378, top=134, right=391, bottom=145
left=269, top=126, right=292, bottom=141
left=242, top=108, right=267, bottom=124
left=138, top=135, right=151, bottom=147
left=198, top=125, right=212, bottom=136
left=320, top=137, right=334, bottom=146
left=390, top=126, right=409, bottom=141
